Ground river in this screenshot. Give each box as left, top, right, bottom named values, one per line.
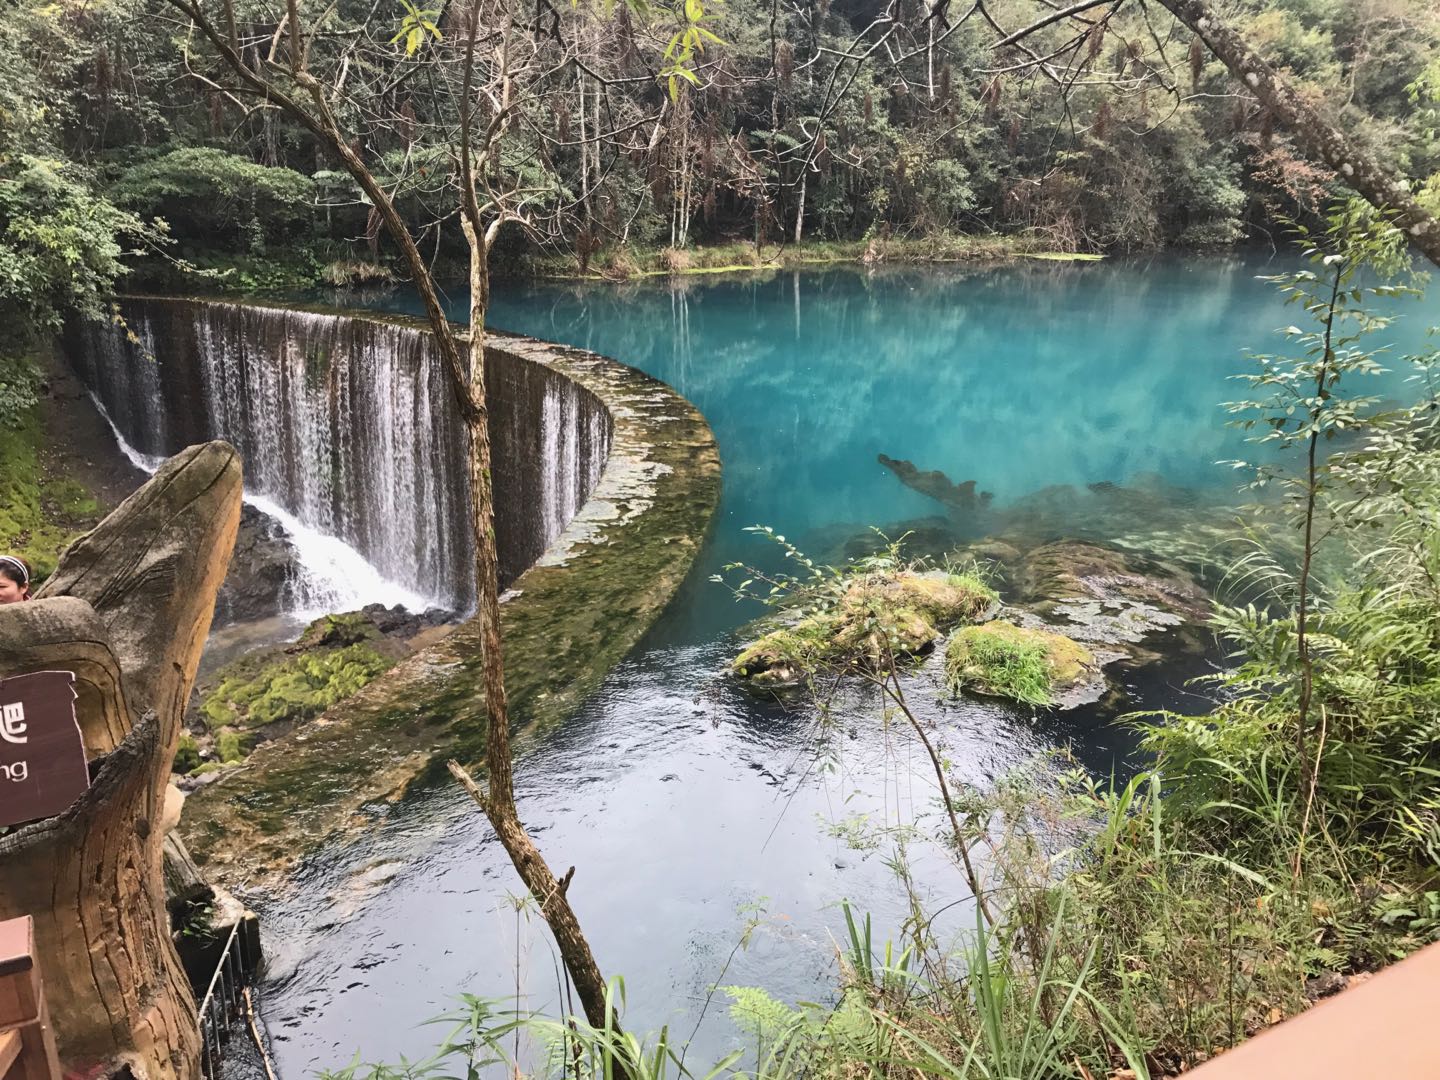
left=248, top=254, right=1437, bottom=1074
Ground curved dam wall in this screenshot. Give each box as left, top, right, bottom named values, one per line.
left=66, top=297, right=612, bottom=611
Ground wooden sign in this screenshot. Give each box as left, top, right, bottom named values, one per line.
left=0, top=672, right=89, bottom=829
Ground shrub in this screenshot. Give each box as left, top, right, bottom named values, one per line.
left=111, top=148, right=315, bottom=245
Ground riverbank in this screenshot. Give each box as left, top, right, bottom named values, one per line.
left=528, top=234, right=1101, bottom=280
left=135, top=232, right=1103, bottom=295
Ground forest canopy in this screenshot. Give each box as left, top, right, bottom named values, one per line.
left=2, top=0, right=1438, bottom=312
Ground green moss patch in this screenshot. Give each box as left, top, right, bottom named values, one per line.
left=733, top=571, right=997, bottom=691
left=200, top=642, right=394, bottom=731
left=0, top=391, right=105, bottom=581
left=945, top=621, right=1094, bottom=707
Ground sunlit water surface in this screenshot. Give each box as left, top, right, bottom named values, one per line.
left=249, top=255, right=1438, bottom=1075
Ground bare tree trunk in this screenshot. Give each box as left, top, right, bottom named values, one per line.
left=794, top=168, right=807, bottom=244
left=1, top=441, right=242, bottom=1080
left=1157, top=0, right=1440, bottom=266
left=454, top=9, right=620, bottom=1036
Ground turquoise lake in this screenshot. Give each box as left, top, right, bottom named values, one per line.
left=254, top=255, right=1439, bottom=1073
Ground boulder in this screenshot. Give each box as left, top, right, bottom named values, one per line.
left=945, top=621, right=1099, bottom=708
left=1011, top=539, right=1209, bottom=647
left=213, top=502, right=303, bottom=626
left=731, top=570, right=997, bottom=692
left=360, top=602, right=452, bottom=639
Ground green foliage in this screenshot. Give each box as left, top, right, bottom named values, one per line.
left=389, top=0, right=442, bottom=55
left=0, top=355, right=40, bottom=431
left=201, top=643, right=394, bottom=730
left=0, top=156, right=144, bottom=346
left=111, top=148, right=314, bottom=246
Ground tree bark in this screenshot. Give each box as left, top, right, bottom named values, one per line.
left=1156, top=0, right=1440, bottom=267
left=0, top=441, right=242, bottom=1080
left=456, top=15, right=619, bottom=1033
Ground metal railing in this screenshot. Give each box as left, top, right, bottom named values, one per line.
left=196, top=919, right=260, bottom=1080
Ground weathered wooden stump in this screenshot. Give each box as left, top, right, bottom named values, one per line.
left=0, top=442, right=241, bottom=1080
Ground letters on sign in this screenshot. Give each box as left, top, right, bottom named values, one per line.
left=0, top=671, right=90, bottom=828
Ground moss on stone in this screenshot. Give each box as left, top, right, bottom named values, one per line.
left=0, top=408, right=100, bottom=581
left=732, top=614, right=845, bottom=690
left=732, top=571, right=998, bottom=691
left=295, top=611, right=380, bottom=649
left=200, top=642, right=394, bottom=731
left=216, top=730, right=244, bottom=763
left=188, top=761, right=237, bottom=777
left=175, top=733, right=202, bottom=773
left=849, top=571, right=997, bottom=626
left=945, top=621, right=1094, bottom=706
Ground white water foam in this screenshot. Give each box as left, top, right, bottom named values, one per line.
left=88, top=392, right=431, bottom=618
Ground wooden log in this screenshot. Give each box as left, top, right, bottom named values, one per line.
left=0, top=441, right=242, bottom=1080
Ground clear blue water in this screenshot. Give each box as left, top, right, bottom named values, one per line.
left=252, top=255, right=1438, bottom=1075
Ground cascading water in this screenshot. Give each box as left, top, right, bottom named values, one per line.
left=68, top=298, right=613, bottom=619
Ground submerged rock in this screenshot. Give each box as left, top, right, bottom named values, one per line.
left=945, top=621, right=1099, bottom=708
left=732, top=570, right=998, bottom=692
left=878, top=454, right=994, bottom=513
left=1011, top=540, right=1209, bottom=647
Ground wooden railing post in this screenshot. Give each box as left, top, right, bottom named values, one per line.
left=0, top=917, right=61, bottom=1080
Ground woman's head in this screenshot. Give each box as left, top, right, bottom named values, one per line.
left=0, top=555, right=32, bottom=604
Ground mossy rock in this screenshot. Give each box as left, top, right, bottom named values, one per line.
left=175, top=733, right=202, bottom=773
left=843, top=571, right=997, bottom=627
left=188, top=761, right=239, bottom=778
left=732, top=614, right=845, bottom=690
left=1014, top=541, right=1207, bottom=625
left=731, top=571, right=997, bottom=691
left=945, top=621, right=1095, bottom=707
left=296, top=611, right=381, bottom=649
left=198, top=642, right=395, bottom=733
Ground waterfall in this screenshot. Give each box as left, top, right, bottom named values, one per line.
left=68, top=299, right=613, bottom=618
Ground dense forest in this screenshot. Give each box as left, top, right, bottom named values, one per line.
left=3, top=0, right=1439, bottom=320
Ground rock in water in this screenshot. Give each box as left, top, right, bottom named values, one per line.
left=1012, top=540, right=1209, bottom=646
left=731, top=570, right=998, bottom=692
left=213, top=502, right=303, bottom=626
left=945, top=621, right=1098, bottom=708
left=878, top=454, right=994, bottom=513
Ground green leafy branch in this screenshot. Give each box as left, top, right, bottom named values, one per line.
left=390, top=0, right=442, bottom=56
